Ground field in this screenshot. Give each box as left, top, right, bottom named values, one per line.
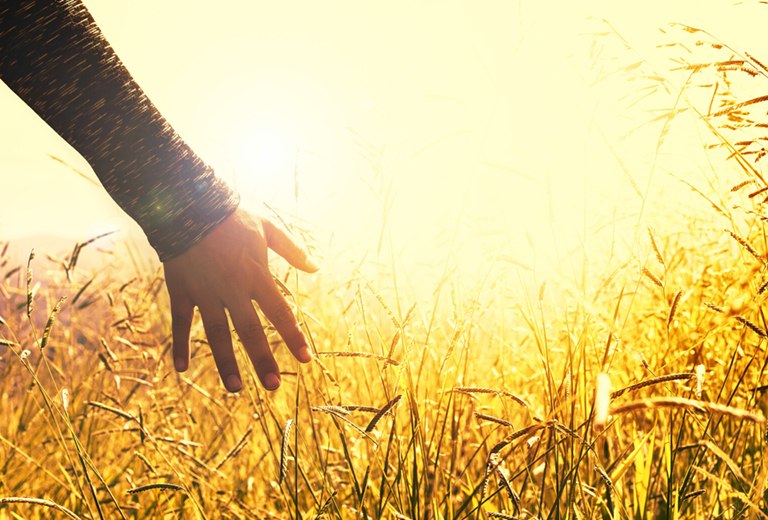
left=4, top=17, right=768, bottom=520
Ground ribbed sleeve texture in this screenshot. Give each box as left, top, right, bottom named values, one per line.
left=0, top=0, right=240, bottom=261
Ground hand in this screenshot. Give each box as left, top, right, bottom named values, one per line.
left=163, top=208, right=318, bottom=392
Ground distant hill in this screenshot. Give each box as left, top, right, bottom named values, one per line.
left=4, top=234, right=83, bottom=263
left=2, top=231, right=157, bottom=278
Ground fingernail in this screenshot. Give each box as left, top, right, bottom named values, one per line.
left=174, top=357, right=188, bottom=372
left=225, top=374, right=242, bottom=392
left=296, top=345, right=312, bottom=364
left=263, top=372, right=281, bottom=391
left=306, top=256, right=320, bottom=272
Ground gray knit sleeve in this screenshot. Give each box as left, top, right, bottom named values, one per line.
left=0, top=0, right=240, bottom=261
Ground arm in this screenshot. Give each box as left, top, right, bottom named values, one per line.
left=0, top=0, right=317, bottom=392
left=0, top=0, right=237, bottom=260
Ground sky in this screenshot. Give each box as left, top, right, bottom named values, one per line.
left=1, top=0, right=766, bottom=286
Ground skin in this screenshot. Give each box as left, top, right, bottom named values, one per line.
left=0, top=3, right=317, bottom=393
left=163, top=208, right=318, bottom=392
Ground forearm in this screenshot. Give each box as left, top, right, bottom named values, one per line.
left=0, top=0, right=238, bottom=260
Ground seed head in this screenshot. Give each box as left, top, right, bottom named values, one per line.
left=594, top=372, right=611, bottom=429
left=695, top=364, right=706, bottom=399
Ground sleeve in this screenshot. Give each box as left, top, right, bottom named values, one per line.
left=0, top=0, right=240, bottom=261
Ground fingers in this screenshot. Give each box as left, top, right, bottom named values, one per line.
left=228, top=300, right=281, bottom=391
left=252, top=269, right=313, bottom=365
left=163, top=210, right=319, bottom=395
left=169, top=294, right=194, bottom=372
left=199, top=305, right=242, bottom=393
left=263, top=219, right=319, bottom=273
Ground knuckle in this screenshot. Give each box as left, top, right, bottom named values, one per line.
left=206, top=322, right=231, bottom=342
left=267, top=303, right=297, bottom=328
left=171, top=312, right=193, bottom=330
left=268, top=306, right=304, bottom=344
left=269, top=302, right=296, bottom=325
left=237, top=321, right=265, bottom=343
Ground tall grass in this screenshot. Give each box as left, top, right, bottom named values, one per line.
left=3, top=19, right=768, bottom=520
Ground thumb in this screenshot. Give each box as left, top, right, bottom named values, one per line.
left=263, top=219, right=319, bottom=272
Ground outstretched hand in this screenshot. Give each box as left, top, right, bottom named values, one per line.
left=163, top=208, right=318, bottom=392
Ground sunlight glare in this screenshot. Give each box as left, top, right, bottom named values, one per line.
left=4, top=0, right=765, bottom=297
left=231, top=125, right=299, bottom=190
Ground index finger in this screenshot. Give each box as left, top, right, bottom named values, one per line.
left=252, top=269, right=312, bottom=364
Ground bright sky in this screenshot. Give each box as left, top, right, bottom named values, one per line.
left=1, top=0, right=766, bottom=287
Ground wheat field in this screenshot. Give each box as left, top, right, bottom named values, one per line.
left=4, top=19, right=768, bottom=520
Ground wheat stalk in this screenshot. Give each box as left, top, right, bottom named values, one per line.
left=648, top=227, right=666, bottom=265
left=610, top=397, right=765, bottom=424
left=366, top=395, right=402, bottom=432
left=278, top=419, right=294, bottom=485
left=316, top=351, right=400, bottom=366
left=453, top=387, right=528, bottom=407
left=126, top=483, right=185, bottom=495
left=475, top=413, right=514, bottom=428
left=667, top=290, right=682, bottom=330
left=610, top=372, right=695, bottom=399
left=641, top=267, right=663, bottom=288
left=0, top=497, right=82, bottom=519
left=735, top=316, right=767, bottom=337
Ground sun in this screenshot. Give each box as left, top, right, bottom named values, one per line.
left=232, top=123, right=299, bottom=183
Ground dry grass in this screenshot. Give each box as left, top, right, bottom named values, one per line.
left=4, top=18, right=768, bottom=520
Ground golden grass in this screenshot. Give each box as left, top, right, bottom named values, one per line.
left=4, top=19, right=768, bottom=520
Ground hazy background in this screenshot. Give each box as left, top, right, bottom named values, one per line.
left=1, top=0, right=766, bottom=291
